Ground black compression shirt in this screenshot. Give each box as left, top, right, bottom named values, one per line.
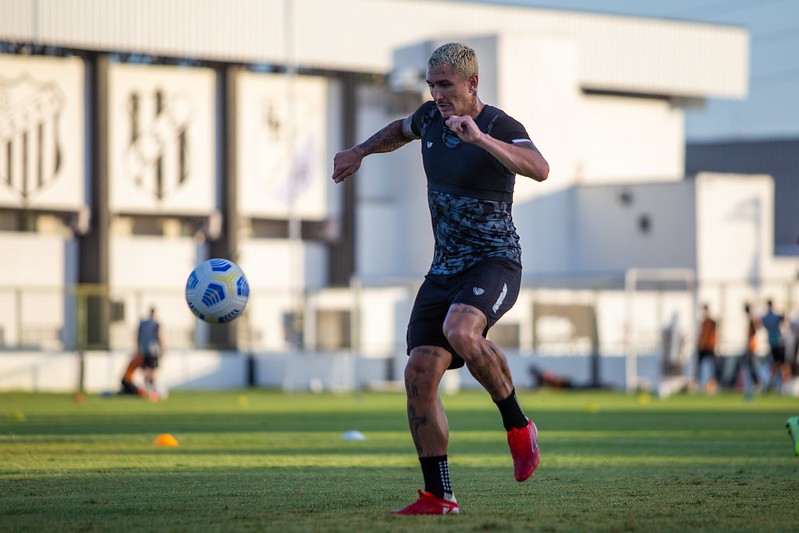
left=409, top=100, right=535, bottom=275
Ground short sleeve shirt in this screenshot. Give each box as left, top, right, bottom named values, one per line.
left=409, top=100, right=535, bottom=275
left=761, top=310, right=784, bottom=346
left=138, top=318, right=160, bottom=354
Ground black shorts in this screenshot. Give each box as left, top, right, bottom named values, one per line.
left=139, top=343, right=161, bottom=368
left=142, top=354, right=160, bottom=369
left=771, top=345, right=786, bottom=363
left=406, top=256, right=521, bottom=369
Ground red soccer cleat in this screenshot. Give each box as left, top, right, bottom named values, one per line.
left=391, top=490, right=460, bottom=515
left=507, top=419, right=540, bottom=482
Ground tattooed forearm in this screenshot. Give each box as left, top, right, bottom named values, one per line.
left=357, top=119, right=412, bottom=155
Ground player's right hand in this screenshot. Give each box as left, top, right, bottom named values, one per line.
left=332, top=148, right=363, bottom=183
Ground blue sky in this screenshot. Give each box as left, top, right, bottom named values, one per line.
left=457, top=0, right=799, bottom=141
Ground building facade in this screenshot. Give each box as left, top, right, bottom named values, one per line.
left=1, top=0, right=795, bottom=393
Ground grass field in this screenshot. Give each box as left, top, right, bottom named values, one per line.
left=1, top=388, right=798, bottom=532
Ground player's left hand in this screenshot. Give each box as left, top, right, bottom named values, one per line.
left=445, top=115, right=483, bottom=144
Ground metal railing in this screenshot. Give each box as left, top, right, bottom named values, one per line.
left=0, top=277, right=796, bottom=362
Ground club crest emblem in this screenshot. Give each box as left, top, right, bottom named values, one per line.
left=125, top=89, right=192, bottom=201
left=0, top=74, right=64, bottom=204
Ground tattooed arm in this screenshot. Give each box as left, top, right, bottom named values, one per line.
left=331, top=116, right=416, bottom=183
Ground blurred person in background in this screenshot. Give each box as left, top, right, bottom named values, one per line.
left=120, top=306, right=164, bottom=398
left=695, top=304, right=720, bottom=393
left=727, top=303, right=761, bottom=394
left=791, top=310, right=799, bottom=377
left=332, top=42, right=548, bottom=515
left=761, top=299, right=788, bottom=392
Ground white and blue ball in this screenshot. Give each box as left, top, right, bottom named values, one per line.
left=185, top=258, right=249, bottom=323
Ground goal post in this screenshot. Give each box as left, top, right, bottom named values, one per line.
left=624, top=268, right=698, bottom=393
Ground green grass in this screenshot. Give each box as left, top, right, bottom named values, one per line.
left=1, top=389, right=798, bottom=532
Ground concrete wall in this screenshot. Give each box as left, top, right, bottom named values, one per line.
left=696, top=172, right=797, bottom=282
left=573, top=181, right=697, bottom=274
left=353, top=86, right=430, bottom=281
left=108, top=235, right=200, bottom=349
left=0, top=232, right=78, bottom=348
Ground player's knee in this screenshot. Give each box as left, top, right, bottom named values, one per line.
left=404, top=356, right=441, bottom=396
left=404, top=358, right=431, bottom=383
left=443, top=324, right=478, bottom=360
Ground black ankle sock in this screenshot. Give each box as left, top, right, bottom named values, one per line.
left=494, top=388, right=528, bottom=431
left=419, top=455, right=452, bottom=499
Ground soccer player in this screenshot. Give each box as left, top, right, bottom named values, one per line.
left=695, top=304, right=720, bottom=392
left=120, top=306, right=164, bottom=397
left=332, top=42, right=549, bottom=515
left=728, top=303, right=761, bottom=393
left=761, top=299, right=788, bottom=391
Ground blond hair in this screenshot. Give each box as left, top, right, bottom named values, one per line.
left=428, top=42, right=478, bottom=80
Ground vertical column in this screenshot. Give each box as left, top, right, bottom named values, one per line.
left=208, top=64, right=238, bottom=349
left=78, top=53, right=110, bottom=348
left=328, top=72, right=358, bottom=286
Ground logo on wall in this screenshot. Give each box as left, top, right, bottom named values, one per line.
left=260, top=99, right=317, bottom=205
left=0, top=75, right=64, bottom=204
left=125, top=89, right=192, bottom=201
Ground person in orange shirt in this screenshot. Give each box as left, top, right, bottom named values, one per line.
left=695, top=305, right=720, bottom=392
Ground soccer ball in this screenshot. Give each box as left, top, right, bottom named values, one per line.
left=185, top=258, right=250, bottom=323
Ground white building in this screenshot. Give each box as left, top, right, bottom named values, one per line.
left=0, top=0, right=796, bottom=393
